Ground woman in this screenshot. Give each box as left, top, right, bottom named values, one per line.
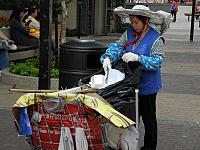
left=10, top=7, right=39, bottom=46
left=171, top=0, right=178, bottom=22
left=101, top=5, right=171, bottom=150
left=23, top=6, right=56, bottom=52
left=24, top=6, right=40, bottom=39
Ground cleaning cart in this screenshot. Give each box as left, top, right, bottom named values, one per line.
left=12, top=61, right=141, bottom=150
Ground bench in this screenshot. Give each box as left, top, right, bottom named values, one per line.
left=0, top=27, right=39, bottom=62
left=184, top=13, right=200, bottom=21
left=184, top=13, right=200, bottom=27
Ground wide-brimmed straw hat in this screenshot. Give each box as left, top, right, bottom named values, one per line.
left=114, top=5, right=172, bottom=34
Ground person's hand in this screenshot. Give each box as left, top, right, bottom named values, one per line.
left=1, top=40, right=17, bottom=50
left=7, top=39, right=14, bottom=45
left=7, top=39, right=17, bottom=50
left=29, top=32, right=39, bottom=39
left=103, top=57, right=111, bottom=73
left=122, top=52, right=139, bottom=63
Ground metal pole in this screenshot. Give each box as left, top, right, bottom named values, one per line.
left=190, top=0, right=196, bottom=42
left=135, top=89, right=139, bottom=131
left=77, top=0, right=82, bottom=39
left=38, top=0, right=53, bottom=89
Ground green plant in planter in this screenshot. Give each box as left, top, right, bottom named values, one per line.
left=10, top=58, right=59, bottom=78
left=10, top=63, right=39, bottom=77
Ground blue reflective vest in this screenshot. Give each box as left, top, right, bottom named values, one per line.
left=126, top=27, right=162, bottom=95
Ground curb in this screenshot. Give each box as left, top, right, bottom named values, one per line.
left=0, top=69, right=59, bottom=90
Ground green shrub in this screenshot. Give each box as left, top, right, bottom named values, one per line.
left=9, top=58, right=59, bottom=78
left=10, top=63, right=39, bottom=77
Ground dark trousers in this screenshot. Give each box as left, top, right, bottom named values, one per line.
left=139, top=93, right=157, bottom=150
left=171, top=11, right=177, bottom=22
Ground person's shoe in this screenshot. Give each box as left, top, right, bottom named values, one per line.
left=8, top=43, right=17, bottom=50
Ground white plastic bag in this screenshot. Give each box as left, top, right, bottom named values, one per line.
left=106, top=68, right=125, bottom=85
left=90, top=69, right=125, bottom=89
left=106, top=122, right=139, bottom=150
left=90, top=74, right=105, bottom=89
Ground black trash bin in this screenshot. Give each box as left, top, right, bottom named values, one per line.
left=59, top=39, right=107, bottom=89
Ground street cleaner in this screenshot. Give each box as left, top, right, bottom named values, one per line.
left=100, top=5, right=172, bottom=150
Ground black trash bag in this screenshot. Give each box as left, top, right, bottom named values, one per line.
left=78, top=60, right=141, bottom=121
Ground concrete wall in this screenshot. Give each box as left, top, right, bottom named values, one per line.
left=0, top=10, right=12, bottom=17
left=64, top=0, right=106, bottom=35
left=65, top=2, right=77, bottom=30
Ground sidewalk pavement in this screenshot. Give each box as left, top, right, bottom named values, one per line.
left=0, top=5, right=200, bottom=150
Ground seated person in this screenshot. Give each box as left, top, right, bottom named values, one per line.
left=24, top=6, right=40, bottom=39
left=10, top=7, right=39, bottom=47
left=0, top=31, right=17, bottom=70
left=23, top=6, right=56, bottom=53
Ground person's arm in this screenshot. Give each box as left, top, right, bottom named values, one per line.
left=0, top=31, right=9, bottom=41
left=29, top=18, right=40, bottom=30
left=0, top=31, right=14, bottom=44
left=139, top=37, right=165, bottom=71
left=100, top=31, right=127, bottom=63
left=10, top=19, right=29, bottom=35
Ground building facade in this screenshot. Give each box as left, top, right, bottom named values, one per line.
left=65, top=0, right=113, bottom=35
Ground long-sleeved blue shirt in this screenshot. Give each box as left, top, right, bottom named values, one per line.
left=100, top=30, right=165, bottom=71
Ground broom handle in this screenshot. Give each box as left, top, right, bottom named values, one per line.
left=9, top=88, right=58, bottom=93
left=9, top=88, right=97, bottom=93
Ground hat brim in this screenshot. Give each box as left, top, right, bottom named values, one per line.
left=114, top=6, right=172, bottom=34
left=114, top=6, right=164, bottom=22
